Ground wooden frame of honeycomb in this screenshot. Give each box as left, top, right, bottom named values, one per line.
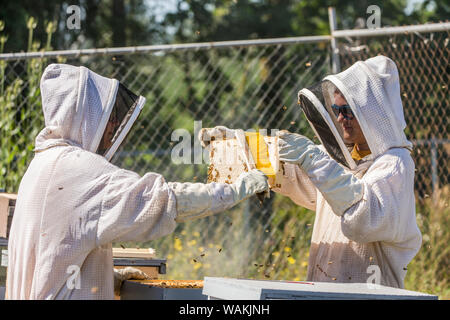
left=207, top=135, right=283, bottom=189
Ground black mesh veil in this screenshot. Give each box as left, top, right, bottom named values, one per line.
left=96, top=83, right=144, bottom=159
left=298, top=81, right=355, bottom=169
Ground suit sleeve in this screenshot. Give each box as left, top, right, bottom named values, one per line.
left=340, top=152, right=419, bottom=244
left=272, top=163, right=317, bottom=211
left=96, top=168, right=178, bottom=246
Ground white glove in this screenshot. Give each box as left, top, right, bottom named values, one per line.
left=232, top=168, right=270, bottom=202
left=170, top=169, right=269, bottom=222
left=114, top=267, right=150, bottom=296
left=277, top=131, right=363, bottom=215
left=277, top=130, right=318, bottom=168
left=198, top=126, right=236, bottom=148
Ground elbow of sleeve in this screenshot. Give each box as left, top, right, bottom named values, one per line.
left=340, top=205, right=398, bottom=244
left=322, top=181, right=364, bottom=217
left=305, top=157, right=364, bottom=217
left=339, top=194, right=373, bottom=243
left=340, top=218, right=371, bottom=243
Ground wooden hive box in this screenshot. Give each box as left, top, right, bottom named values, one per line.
left=112, top=247, right=162, bottom=279
left=0, top=193, right=16, bottom=239
left=112, top=247, right=165, bottom=300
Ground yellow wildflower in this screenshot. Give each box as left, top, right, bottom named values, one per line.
left=194, top=263, right=202, bottom=270
left=174, top=238, right=183, bottom=251
left=287, top=257, right=296, bottom=265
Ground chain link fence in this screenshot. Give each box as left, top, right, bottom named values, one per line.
left=0, top=26, right=448, bottom=284
left=338, top=29, right=450, bottom=203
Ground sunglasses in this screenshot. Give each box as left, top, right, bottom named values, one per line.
left=331, top=104, right=355, bottom=120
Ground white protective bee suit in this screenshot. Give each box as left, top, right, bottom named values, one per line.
left=273, top=56, right=422, bottom=288
left=6, top=64, right=268, bottom=299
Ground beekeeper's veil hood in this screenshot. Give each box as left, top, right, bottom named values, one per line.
left=298, top=55, right=412, bottom=169
left=36, top=63, right=145, bottom=161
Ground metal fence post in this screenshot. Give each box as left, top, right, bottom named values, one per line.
left=431, top=139, right=438, bottom=205
left=328, top=7, right=340, bottom=73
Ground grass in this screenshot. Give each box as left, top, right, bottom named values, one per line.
left=404, top=186, right=450, bottom=299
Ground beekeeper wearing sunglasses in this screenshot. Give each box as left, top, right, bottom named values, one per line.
left=6, top=64, right=269, bottom=299
left=273, top=55, right=421, bottom=288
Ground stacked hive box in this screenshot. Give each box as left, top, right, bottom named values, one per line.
left=0, top=194, right=16, bottom=239
left=120, top=280, right=206, bottom=300
left=0, top=193, right=16, bottom=293
left=112, top=247, right=166, bottom=299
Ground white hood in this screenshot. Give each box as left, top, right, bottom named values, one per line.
left=324, top=55, right=412, bottom=158
left=36, top=63, right=144, bottom=160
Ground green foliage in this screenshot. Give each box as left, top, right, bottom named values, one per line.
left=165, top=0, right=446, bottom=42
left=0, top=0, right=164, bottom=52
left=0, top=19, right=62, bottom=191
left=1, top=0, right=445, bottom=53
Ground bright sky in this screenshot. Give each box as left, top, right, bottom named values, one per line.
left=146, top=0, right=178, bottom=23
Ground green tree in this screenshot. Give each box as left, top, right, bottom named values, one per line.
left=0, top=0, right=163, bottom=52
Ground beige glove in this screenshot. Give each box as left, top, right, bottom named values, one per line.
left=170, top=169, right=269, bottom=223
left=113, top=267, right=150, bottom=296
left=198, top=126, right=236, bottom=147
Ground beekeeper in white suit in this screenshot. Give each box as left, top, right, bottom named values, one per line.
left=202, top=56, right=422, bottom=289
left=6, top=63, right=269, bottom=300
left=273, top=55, right=422, bottom=288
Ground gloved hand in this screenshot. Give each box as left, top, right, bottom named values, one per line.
left=277, top=130, right=364, bottom=216
left=277, top=130, right=318, bottom=169
left=113, top=267, right=150, bottom=296
left=198, top=126, right=236, bottom=148
left=170, top=169, right=269, bottom=223
left=232, top=168, right=270, bottom=201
